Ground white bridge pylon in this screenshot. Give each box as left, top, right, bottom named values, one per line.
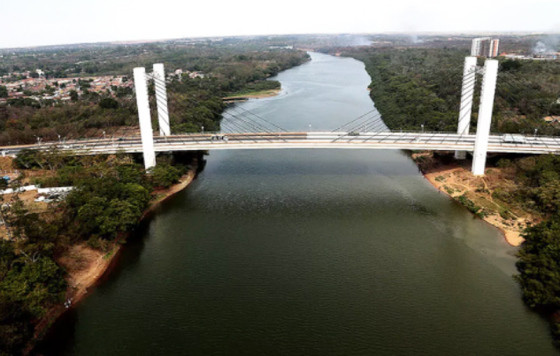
left=454, top=56, right=477, bottom=160
left=453, top=56, right=500, bottom=175
left=472, top=59, right=499, bottom=175
left=133, top=63, right=171, bottom=169
left=133, top=67, right=156, bottom=170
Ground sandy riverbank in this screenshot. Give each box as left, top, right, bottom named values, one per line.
left=223, top=88, right=281, bottom=101
left=30, top=166, right=198, bottom=349
left=413, top=152, right=539, bottom=247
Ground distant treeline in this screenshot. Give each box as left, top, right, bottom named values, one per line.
left=338, top=47, right=560, bottom=135
left=0, top=41, right=308, bottom=79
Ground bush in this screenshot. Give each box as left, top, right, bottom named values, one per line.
left=149, top=163, right=184, bottom=188
left=497, top=158, right=512, bottom=168
left=499, top=209, right=514, bottom=220
left=457, top=194, right=482, bottom=215
left=99, top=97, right=119, bottom=109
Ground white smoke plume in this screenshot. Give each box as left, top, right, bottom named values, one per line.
left=532, top=36, right=560, bottom=54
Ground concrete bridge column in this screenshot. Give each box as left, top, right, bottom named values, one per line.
left=455, top=56, right=477, bottom=159
left=153, top=63, right=171, bottom=136
left=472, top=59, right=499, bottom=176
left=133, top=67, right=156, bottom=170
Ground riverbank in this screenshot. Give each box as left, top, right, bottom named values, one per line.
left=29, top=163, right=198, bottom=352
left=61, top=165, right=197, bottom=305
left=223, top=88, right=281, bottom=102
left=412, top=152, right=540, bottom=246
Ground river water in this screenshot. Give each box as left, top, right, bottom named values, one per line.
left=40, top=52, right=557, bottom=355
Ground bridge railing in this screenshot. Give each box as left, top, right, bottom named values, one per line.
left=7, top=130, right=560, bottom=151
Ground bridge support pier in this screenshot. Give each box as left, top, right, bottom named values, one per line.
left=472, top=59, right=499, bottom=176
left=455, top=56, right=477, bottom=160
left=133, top=67, right=156, bottom=170
left=153, top=63, right=171, bottom=136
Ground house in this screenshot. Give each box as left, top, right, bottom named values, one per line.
left=544, top=116, right=560, bottom=123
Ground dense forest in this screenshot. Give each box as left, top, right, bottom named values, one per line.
left=504, top=155, right=560, bottom=346
left=339, top=47, right=560, bottom=135
left=0, top=44, right=309, bottom=145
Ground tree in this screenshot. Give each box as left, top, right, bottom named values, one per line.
left=149, top=163, right=183, bottom=188
left=99, top=97, right=118, bottom=109
left=0, top=85, right=7, bottom=98
left=0, top=293, right=34, bottom=354
left=69, top=90, right=78, bottom=102
left=515, top=218, right=560, bottom=310
left=98, top=199, right=141, bottom=237
left=0, top=237, right=65, bottom=354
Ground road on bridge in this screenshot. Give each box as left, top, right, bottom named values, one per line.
left=2, top=131, right=560, bottom=156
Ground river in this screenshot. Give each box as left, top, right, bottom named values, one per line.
left=39, top=52, right=557, bottom=355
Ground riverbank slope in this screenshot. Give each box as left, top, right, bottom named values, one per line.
left=412, top=151, right=540, bottom=246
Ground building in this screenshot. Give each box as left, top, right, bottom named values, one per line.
left=544, top=116, right=560, bottom=123
left=489, top=39, right=500, bottom=57
left=471, top=37, right=499, bottom=58
left=471, top=38, right=484, bottom=56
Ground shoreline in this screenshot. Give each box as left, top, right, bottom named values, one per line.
left=223, top=88, right=281, bottom=102
left=413, top=152, right=534, bottom=247
left=422, top=167, right=523, bottom=246
left=29, top=165, right=198, bottom=352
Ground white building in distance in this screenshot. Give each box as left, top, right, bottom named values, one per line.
left=471, top=38, right=500, bottom=58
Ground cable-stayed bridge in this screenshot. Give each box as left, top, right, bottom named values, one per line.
left=3, top=130, right=559, bottom=160
left=1, top=57, right=557, bottom=176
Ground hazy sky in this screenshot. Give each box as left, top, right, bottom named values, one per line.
left=2, top=0, right=559, bottom=48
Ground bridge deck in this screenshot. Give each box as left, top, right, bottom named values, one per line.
left=2, top=132, right=560, bottom=156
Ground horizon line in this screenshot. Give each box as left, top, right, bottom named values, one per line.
left=1, top=30, right=558, bottom=51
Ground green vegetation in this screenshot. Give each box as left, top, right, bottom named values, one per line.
left=493, top=155, right=560, bottom=216
left=226, top=80, right=281, bottom=97
left=340, top=48, right=466, bottom=131
left=339, top=48, right=560, bottom=135
left=0, top=210, right=66, bottom=354
left=456, top=194, right=487, bottom=218
left=0, top=150, right=198, bottom=354
left=149, top=163, right=184, bottom=188
left=516, top=218, right=560, bottom=346
left=443, top=186, right=455, bottom=195
left=0, top=43, right=309, bottom=144
left=506, top=155, right=560, bottom=336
